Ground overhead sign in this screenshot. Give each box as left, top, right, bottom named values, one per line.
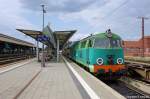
left=37, top=35, right=49, bottom=42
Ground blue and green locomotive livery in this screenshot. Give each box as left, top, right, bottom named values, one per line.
left=66, top=29, right=126, bottom=79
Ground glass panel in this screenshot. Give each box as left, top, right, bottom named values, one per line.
left=94, top=39, right=110, bottom=48
left=94, top=38, right=121, bottom=48
left=110, top=39, right=121, bottom=47
left=81, top=41, right=86, bottom=48
left=88, top=40, right=93, bottom=47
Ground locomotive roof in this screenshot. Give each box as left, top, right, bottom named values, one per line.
left=69, top=41, right=79, bottom=48
left=80, top=32, right=121, bottom=42
left=94, top=32, right=121, bottom=39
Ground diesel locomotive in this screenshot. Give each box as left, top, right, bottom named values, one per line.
left=65, top=29, right=126, bottom=79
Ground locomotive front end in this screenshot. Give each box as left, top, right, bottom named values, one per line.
left=93, top=48, right=126, bottom=78
left=89, top=30, right=126, bottom=79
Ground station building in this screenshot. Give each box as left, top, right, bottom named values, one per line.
left=123, top=36, right=150, bottom=57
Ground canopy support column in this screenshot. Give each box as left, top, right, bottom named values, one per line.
left=36, top=39, right=39, bottom=61
left=57, top=39, right=59, bottom=62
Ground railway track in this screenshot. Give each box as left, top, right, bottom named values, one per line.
left=62, top=58, right=150, bottom=98
left=120, top=77, right=150, bottom=94
left=73, top=61, right=148, bottom=98
left=125, top=60, right=150, bottom=65
left=77, top=61, right=150, bottom=98
left=125, top=57, right=150, bottom=64
left=125, top=60, right=150, bottom=83
left=103, top=80, right=149, bottom=99
left=0, top=55, right=35, bottom=67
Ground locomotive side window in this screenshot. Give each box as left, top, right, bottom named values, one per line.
left=88, top=39, right=93, bottom=47
left=81, top=41, right=86, bottom=48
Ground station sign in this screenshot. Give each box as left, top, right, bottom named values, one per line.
left=37, top=35, right=49, bottom=42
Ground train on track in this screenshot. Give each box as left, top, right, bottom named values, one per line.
left=64, top=29, right=126, bottom=79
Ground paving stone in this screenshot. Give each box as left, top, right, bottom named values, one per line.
left=0, top=60, right=41, bottom=99
left=18, top=62, right=83, bottom=99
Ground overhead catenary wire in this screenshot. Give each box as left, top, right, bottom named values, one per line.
left=103, top=0, right=130, bottom=19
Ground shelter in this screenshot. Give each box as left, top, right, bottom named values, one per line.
left=0, top=33, right=34, bottom=47
left=0, top=33, right=35, bottom=56
left=17, top=25, right=76, bottom=62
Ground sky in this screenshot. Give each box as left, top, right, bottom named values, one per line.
left=0, top=0, right=150, bottom=44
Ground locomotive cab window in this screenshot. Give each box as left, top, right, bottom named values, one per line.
left=94, top=38, right=122, bottom=48
left=109, top=39, right=122, bottom=48
left=94, top=38, right=110, bottom=48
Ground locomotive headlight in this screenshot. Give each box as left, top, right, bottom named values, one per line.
left=117, top=58, right=123, bottom=64
left=96, top=58, right=103, bottom=65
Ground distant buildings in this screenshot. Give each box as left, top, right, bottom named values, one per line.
left=123, top=36, right=150, bottom=57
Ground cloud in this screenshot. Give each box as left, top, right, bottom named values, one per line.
left=20, top=0, right=107, bottom=13
left=0, top=0, right=150, bottom=42
left=58, top=0, right=150, bottom=40
left=0, top=0, right=38, bottom=42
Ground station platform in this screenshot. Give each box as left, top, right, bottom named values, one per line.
left=0, top=57, right=125, bottom=99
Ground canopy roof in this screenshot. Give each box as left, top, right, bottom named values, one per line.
left=16, top=28, right=55, bottom=48
left=54, top=30, right=76, bottom=49
left=0, top=33, right=35, bottom=47
left=16, top=29, right=42, bottom=39
left=17, top=27, right=76, bottom=49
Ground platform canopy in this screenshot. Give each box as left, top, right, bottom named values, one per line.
left=17, top=25, right=76, bottom=50
left=54, top=30, right=76, bottom=50
left=0, top=33, right=35, bottom=47
left=16, top=29, right=42, bottom=41
left=16, top=28, right=55, bottom=48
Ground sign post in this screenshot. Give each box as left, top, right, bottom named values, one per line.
left=41, top=4, right=46, bottom=67
left=37, top=35, right=49, bottom=67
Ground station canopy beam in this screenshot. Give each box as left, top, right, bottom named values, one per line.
left=54, top=30, right=76, bottom=50
left=0, top=33, right=35, bottom=47
left=16, top=29, right=42, bottom=41
left=17, top=27, right=76, bottom=50
left=16, top=28, right=55, bottom=49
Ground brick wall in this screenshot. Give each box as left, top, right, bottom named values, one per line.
left=123, top=36, right=150, bottom=57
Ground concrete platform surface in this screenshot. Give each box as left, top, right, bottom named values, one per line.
left=18, top=62, right=84, bottom=99
left=0, top=57, right=125, bottom=99
left=0, top=59, right=41, bottom=99
left=66, top=58, right=125, bottom=99
left=0, top=58, right=36, bottom=74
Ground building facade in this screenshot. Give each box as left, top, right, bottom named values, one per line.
left=123, top=36, right=150, bottom=57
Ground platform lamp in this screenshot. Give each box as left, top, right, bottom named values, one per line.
left=41, top=4, right=46, bottom=67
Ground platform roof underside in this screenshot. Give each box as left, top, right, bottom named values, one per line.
left=0, top=33, right=35, bottom=47
left=54, top=31, right=76, bottom=49
left=17, top=29, right=76, bottom=50
left=17, top=29, right=55, bottom=48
